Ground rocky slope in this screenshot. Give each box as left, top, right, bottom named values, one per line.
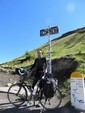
left=0, top=70, right=20, bottom=87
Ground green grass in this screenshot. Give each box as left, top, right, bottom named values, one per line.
left=1, top=27, right=85, bottom=75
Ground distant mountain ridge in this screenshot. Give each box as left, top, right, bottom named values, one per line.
left=53, top=27, right=85, bottom=41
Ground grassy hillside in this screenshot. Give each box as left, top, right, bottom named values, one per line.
left=1, top=27, right=85, bottom=74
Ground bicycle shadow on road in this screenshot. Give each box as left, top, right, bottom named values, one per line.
left=0, top=105, right=81, bottom=113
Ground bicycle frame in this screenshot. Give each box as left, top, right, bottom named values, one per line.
left=19, top=74, right=40, bottom=106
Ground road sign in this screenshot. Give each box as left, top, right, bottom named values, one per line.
left=40, top=26, right=59, bottom=37
left=40, top=29, right=48, bottom=36
left=49, top=26, right=59, bottom=35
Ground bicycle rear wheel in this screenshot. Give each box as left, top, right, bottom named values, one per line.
left=7, top=83, right=27, bottom=106
left=39, top=87, right=62, bottom=110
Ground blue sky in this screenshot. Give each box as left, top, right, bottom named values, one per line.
left=0, top=0, right=85, bottom=64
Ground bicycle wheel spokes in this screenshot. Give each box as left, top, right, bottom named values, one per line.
left=39, top=88, right=62, bottom=110
left=7, top=83, right=27, bottom=106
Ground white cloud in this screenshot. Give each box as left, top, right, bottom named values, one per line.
left=66, top=2, right=75, bottom=13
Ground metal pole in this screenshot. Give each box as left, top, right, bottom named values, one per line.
left=48, top=27, right=52, bottom=74
left=40, top=26, right=59, bottom=74
left=48, top=35, right=52, bottom=74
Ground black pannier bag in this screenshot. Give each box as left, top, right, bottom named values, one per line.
left=43, top=73, right=58, bottom=98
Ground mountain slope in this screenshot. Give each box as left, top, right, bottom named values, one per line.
left=1, top=27, right=85, bottom=74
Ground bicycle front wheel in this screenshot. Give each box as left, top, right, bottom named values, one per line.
left=7, top=83, right=27, bottom=106
left=39, top=87, right=62, bottom=110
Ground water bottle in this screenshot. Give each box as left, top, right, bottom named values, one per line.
left=32, top=85, right=38, bottom=95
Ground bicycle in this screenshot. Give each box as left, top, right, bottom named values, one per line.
left=7, top=69, right=62, bottom=110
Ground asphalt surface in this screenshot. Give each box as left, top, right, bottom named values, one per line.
left=0, top=103, right=83, bottom=113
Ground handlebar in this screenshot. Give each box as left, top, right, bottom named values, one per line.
left=16, top=68, right=31, bottom=76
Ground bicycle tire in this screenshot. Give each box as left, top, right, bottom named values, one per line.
left=7, top=83, right=27, bottom=106
left=39, top=87, right=62, bottom=110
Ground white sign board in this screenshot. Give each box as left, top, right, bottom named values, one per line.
left=70, top=72, right=85, bottom=111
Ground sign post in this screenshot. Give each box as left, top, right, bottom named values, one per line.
left=70, top=72, right=85, bottom=111
left=40, top=26, right=59, bottom=74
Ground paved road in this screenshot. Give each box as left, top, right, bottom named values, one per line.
left=0, top=87, right=84, bottom=113
left=0, top=103, right=82, bottom=113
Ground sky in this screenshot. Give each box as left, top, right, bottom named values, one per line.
left=0, top=0, right=85, bottom=64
